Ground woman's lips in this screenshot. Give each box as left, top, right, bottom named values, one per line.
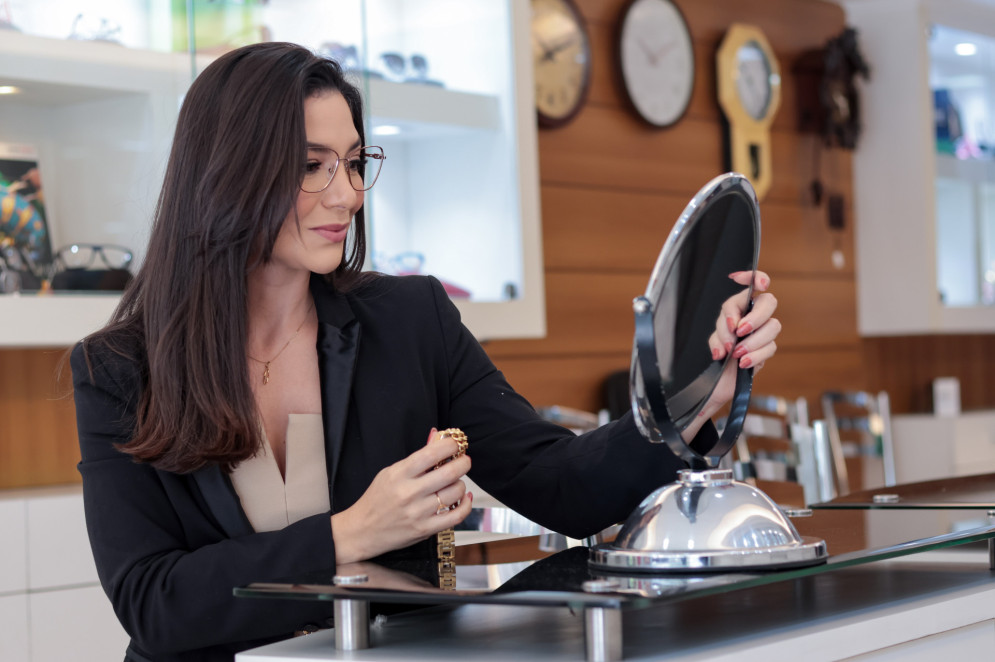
left=311, top=223, right=350, bottom=243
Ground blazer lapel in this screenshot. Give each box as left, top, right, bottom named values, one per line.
left=192, top=466, right=254, bottom=538
left=311, top=275, right=361, bottom=509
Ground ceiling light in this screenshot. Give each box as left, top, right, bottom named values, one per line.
left=956, top=42, right=977, bottom=56
left=372, top=124, right=401, bottom=136
left=0, top=86, right=21, bottom=95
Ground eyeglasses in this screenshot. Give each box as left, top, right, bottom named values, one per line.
left=381, top=53, right=430, bottom=82
left=52, top=243, right=133, bottom=271
left=301, top=145, right=385, bottom=193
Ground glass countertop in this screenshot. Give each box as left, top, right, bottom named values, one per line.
left=235, top=508, right=995, bottom=612
left=813, top=473, right=995, bottom=509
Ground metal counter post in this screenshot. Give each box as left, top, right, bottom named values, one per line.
left=582, top=579, right=622, bottom=662
left=988, top=511, right=995, bottom=570
left=332, top=573, right=370, bottom=650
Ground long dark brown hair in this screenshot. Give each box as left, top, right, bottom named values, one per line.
left=83, top=42, right=368, bottom=473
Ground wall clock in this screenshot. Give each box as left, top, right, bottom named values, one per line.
left=716, top=23, right=782, bottom=200
left=617, top=0, right=695, bottom=128
left=531, top=0, right=592, bottom=128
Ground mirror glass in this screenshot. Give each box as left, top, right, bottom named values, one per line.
left=630, top=173, right=759, bottom=463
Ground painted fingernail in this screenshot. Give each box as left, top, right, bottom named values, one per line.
left=712, top=347, right=721, bottom=360
left=426, top=427, right=437, bottom=444
left=726, top=316, right=736, bottom=333
left=740, top=357, right=753, bottom=368
left=468, top=492, right=473, bottom=504
left=760, top=277, right=769, bottom=289
left=732, top=345, right=748, bottom=359
left=724, top=341, right=733, bottom=353
left=737, top=322, right=752, bottom=336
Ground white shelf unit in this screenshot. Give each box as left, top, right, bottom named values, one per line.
left=0, top=486, right=130, bottom=662
left=0, top=0, right=544, bottom=347
left=846, top=0, right=995, bottom=334
left=0, top=294, right=121, bottom=348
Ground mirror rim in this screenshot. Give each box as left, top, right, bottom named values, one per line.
left=629, top=172, right=761, bottom=466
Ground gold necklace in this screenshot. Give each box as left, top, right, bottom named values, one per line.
left=247, top=300, right=314, bottom=385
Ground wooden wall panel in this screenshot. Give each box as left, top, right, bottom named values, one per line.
left=537, top=108, right=726, bottom=197
left=539, top=178, right=854, bottom=277
left=863, top=336, right=995, bottom=415
left=0, top=349, right=80, bottom=487
left=538, top=111, right=852, bottom=208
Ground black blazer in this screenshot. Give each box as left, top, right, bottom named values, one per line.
left=72, top=274, right=693, bottom=661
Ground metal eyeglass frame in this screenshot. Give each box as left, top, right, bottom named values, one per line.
left=301, top=146, right=385, bottom=193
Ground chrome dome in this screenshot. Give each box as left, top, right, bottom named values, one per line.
left=589, top=469, right=827, bottom=572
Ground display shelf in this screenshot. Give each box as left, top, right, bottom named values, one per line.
left=935, top=153, right=995, bottom=183
left=366, top=78, right=501, bottom=135
left=0, top=30, right=191, bottom=101
left=0, top=294, right=121, bottom=348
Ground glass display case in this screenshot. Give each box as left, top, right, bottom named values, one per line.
left=849, top=0, right=995, bottom=334
left=931, top=24, right=995, bottom=307
left=0, top=0, right=543, bottom=345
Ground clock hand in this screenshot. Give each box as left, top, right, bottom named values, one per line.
left=546, top=34, right=579, bottom=60
left=653, top=40, right=677, bottom=61
left=638, top=37, right=658, bottom=66
left=534, top=34, right=556, bottom=63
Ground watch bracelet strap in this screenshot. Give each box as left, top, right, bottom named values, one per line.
left=434, top=428, right=467, bottom=590
left=437, top=528, right=456, bottom=590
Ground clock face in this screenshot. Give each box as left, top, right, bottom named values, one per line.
left=532, top=0, right=591, bottom=127
left=735, top=40, right=773, bottom=120
left=618, top=0, right=695, bottom=127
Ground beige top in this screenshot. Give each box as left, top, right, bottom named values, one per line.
left=229, top=413, right=330, bottom=533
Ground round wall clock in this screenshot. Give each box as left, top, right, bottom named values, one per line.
left=617, top=0, right=695, bottom=128
left=734, top=40, right=776, bottom=121
left=716, top=23, right=782, bottom=201
left=531, top=0, right=592, bottom=128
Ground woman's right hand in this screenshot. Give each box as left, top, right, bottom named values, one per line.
left=330, top=428, right=473, bottom=564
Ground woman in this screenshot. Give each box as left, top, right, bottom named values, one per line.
left=71, top=42, right=781, bottom=661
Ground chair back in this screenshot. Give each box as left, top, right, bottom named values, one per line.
left=730, top=394, right=813, bottom=507
left=820, top=390, right=896, bottom=496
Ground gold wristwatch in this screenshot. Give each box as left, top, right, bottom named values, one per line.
left=434, top=428, right=468, bottom=590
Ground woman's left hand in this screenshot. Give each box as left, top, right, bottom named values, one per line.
left=682, top=270, right=780, bottom=440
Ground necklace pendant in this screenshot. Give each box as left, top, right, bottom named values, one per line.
left=261, top=362, right=271, bottom=385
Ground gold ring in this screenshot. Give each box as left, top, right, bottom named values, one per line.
left=435, top=492, right=448, bottom=514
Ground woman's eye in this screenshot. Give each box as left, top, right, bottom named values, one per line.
left=346, top=159, right=364, bottom=173
left=304, top=161, right=323, bottom=174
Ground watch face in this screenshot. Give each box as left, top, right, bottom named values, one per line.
left=532, top=0, right=591, bottom=127
left=735, top=40, right=773, bottom=120
left=618, top=0, right=694, bottom=127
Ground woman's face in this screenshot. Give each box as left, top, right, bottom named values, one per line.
left=269, top=90, right=364, bottom=276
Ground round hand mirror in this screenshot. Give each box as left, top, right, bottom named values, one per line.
left=590, top=173, right=829, bottom=573
left=629, top=172, right=759, bottom=468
